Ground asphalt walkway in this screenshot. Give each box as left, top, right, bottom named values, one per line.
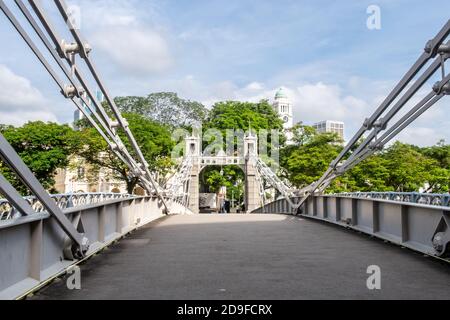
left=33, top=214, right=450, bottom=300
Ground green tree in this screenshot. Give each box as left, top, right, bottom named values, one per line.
left=201, top=100, right=285, bottom=195
left=0, top=122, right=81, bottom=194
left=281, top=126, right=343, bottom=189
left=77, top=113, right=175, bottom=194
left=200, top=166, right=245, bottom=200
left=0, top=124, right=13, bottom=132
left=421, top=140, right=450, bottom=169
left=115, top=92, right=208, bottom=128
left=332, top=155, right=392, bottom=193
left=281, top=125, right=449, bottom=193
left=383, top=142, right=449, bottom=192
left=289, top=123, right=317, bottom=146
left=205, top=100, right=284, bottom=134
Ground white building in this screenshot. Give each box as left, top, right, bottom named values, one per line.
left=54, top=155, right=128, bottom=194
left=272, top=88, right=294, bottom=143
left=313, top=120, right=345, bottom=140
left=55, top=90, right=133, bottom=194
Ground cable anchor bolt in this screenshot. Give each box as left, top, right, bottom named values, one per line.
left=62, top=84, right=83, bottom=98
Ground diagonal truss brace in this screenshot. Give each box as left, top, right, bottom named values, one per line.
left=1, top=0, right=170, bottom=211
left=0, top=133, right=88, bottom=256
left=0, top=173, right=36, bottom=218
left=294, top=20, right=450, bottom=212
left=164, top=155, right=194, bottom=207
left=252, top=156, right=297, bottom=209
left=0, top=0, right=173, bottom=257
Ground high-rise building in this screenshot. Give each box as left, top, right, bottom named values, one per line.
left=273, top=88, right=294, bottom=143
left=313, top=120, right=345, bottom=140
left=73, top=89, right=104, bottom=128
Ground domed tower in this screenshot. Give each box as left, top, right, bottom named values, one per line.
left=273, top=88, right=294, bottom=130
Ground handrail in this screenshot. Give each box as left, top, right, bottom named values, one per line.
left=330, top=192, right=450, bottom=207
left=0, top=193, right=134, bottom=221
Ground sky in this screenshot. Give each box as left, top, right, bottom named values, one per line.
left=0, top=0, right=449, bottom=146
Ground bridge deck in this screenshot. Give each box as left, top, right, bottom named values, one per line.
left=32, top=214, right=449, bottom=300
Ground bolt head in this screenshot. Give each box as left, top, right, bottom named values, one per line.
left=433, top=232, right=444, bottom=252
left=424, top=40, right=433, bottom=54
left=85, top=43, right=92, bottom=54
left=432, top=81, right=441, bottom=93
left=443, top=83, right=450, bottom=95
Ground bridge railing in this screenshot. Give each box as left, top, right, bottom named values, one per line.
left=332, top=192, right=450, bottom=207
left=0, top=193, right=133, bottom=221
left=0, top=195, right=184, bottom=300
left=253, top=194, right=450, bottom=259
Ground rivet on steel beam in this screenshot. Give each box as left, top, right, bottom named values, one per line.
left=442, top=83, right=450, bottom=95
left=62, top=84, right=77, bottom=98
left=363, top=118, right=373, bottom=130
left=432, top=232, right=445, bottom=252
left=433, top=81, right=450, bottom=95
left=369, top=142, right=383, bottom=151
left=424, top=40, right=433, bottom=54
left=437, top=42, right=450, bottom=55
left=424, top=39, right=440, bottom=57
left=60, top=40, right=92, bottom=58
left=83, top=43, right=92, bottom=57
left=373, top=118, right=388, bottom=130
left=60, top=40, right=78, bottom=57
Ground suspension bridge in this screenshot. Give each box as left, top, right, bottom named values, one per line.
left=0, top=1, right=449, bottom=300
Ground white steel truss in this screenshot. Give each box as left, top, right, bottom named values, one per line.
left=164, top=156, right=194, bottom=208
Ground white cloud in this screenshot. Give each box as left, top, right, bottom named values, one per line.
left=163, top=76, right=447, bottom=146
left=91, top=27, right=172, bottom=75
left=397, top=127, right=446, bottom=147
left=0, top=111, right=58, bottom=126
left=245, top=82, right=265, bottom=91
left=0, top=65, right=46, bottom=110
left=74, top=0, right=143, bottom=28
left=75, top=0, right=173, bottom=76
left=0, top=65, right=57, bottom=126
left=288, top=83, right=370, bottom=124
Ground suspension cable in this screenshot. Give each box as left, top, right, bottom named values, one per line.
left=1, top=0, right=170, bottom=212
left=294, top=21, right=450, bottom=211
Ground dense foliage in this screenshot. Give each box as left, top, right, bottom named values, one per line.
left=0, top=122, right=81, bottom=194
left=77, top=113, right=175, bottom=193
left=200, top=100, right=285, bottom=195
left=0, top=93, right=448, bottom=198
left=204, top=100, right=284, bottom=133
left=281, top=125, right=450, bottom=193
left=115, top=92, right=208, bottom=128
left=200, top=166, right=245, bottom=202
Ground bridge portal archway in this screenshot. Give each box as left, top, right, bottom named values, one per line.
left=186, top=133, right=263, bottom=214
left=198, top=165, right=246, bottom=213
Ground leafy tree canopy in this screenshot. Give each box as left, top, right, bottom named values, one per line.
left=204, top=100, right=284, bottom=133
left=420, top=140, right=450, bottom=169
left=281, top=125, right=343, bottom=188
left=281, top=126, right=449, bottom=194
left=115, top=92, right=208, bottom=128
left=381, top=142, right=449, bottom=193
left=200, top=100, right=285, bottom=198
left=0, top=122, right=82, bottom=194
left=200, top=166, right=245, bottom=207
left=77, top=113, right=175, bottom=194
